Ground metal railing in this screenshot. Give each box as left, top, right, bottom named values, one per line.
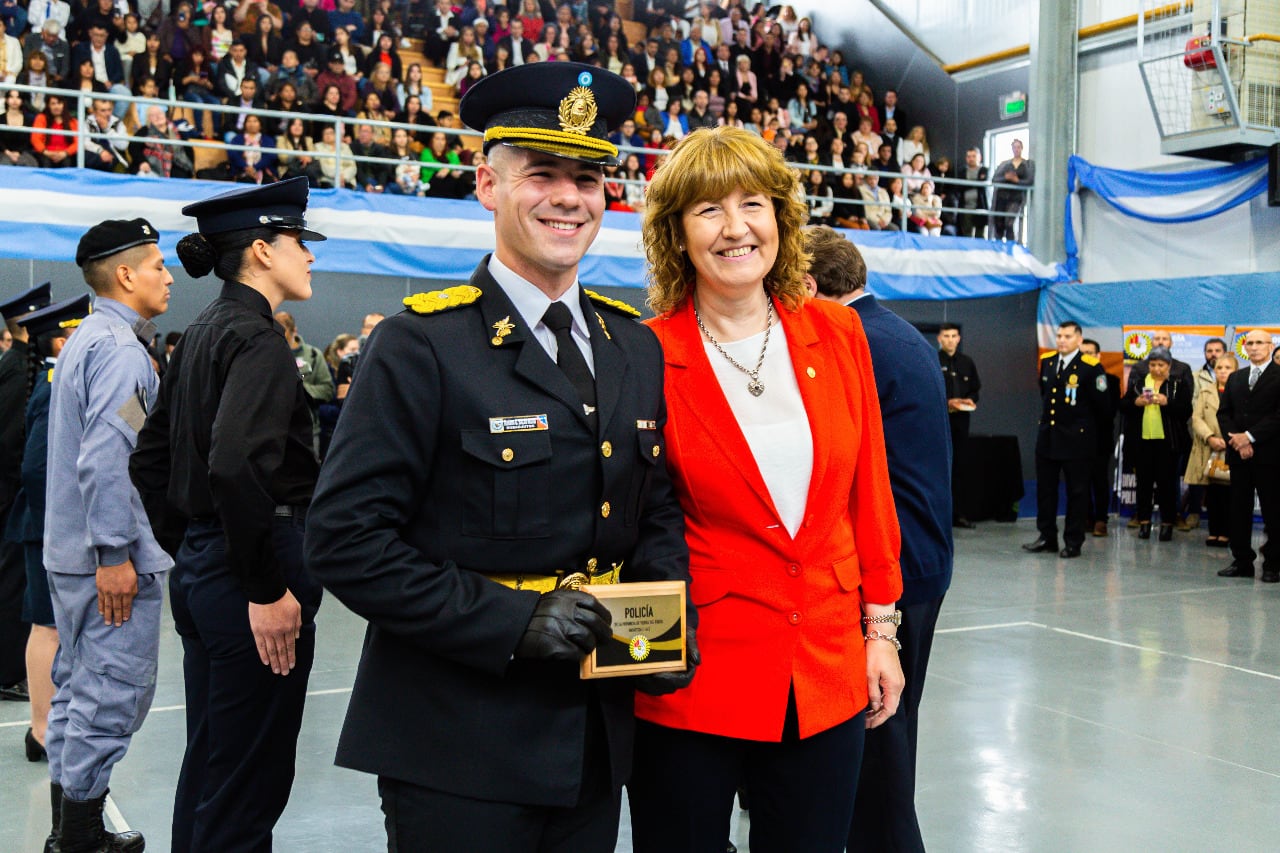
left=4, top=82, right=1030, bottom=236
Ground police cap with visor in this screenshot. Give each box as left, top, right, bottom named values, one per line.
left=181, top=176, right=327, bottom=242
left=460, top=61, right=636, bottom=166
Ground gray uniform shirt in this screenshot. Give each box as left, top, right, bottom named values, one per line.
left=44, top=296, right=173, bottom=575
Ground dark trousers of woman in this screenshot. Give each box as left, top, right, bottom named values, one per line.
left=1207, top=482, right=1231, bottom=537
left=1133, top=438, right=1179, bottom=523
left=629, top=689, right=865, bottom=853
left=170, top=516, right=322, bottom=853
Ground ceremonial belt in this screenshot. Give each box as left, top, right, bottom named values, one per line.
left=485, top=561, right=623, bottom=594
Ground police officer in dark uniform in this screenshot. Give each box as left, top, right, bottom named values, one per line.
left=304, top=62, right=695, bottom=853
left=938, top=322, right=980, bottom=528
left=1024, top=320, right=1109, bottom=558
left=0, top=282, right=52, bottom=705
left=2, top=293, right=91, bottom=773
left=129, top=177, right=326, bottom=853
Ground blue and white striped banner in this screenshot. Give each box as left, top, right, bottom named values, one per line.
left=0, top=168, right=1062, bottom=299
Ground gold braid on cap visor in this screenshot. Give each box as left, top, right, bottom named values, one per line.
left=484, top=126, right=618, bottom=160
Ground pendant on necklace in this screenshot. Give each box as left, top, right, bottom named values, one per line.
left=747, top=379, right=765, bottom=397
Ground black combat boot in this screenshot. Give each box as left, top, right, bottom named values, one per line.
left=57, top=790, right=145, bottom=853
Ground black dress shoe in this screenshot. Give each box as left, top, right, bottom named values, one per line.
left=25, top=728, right=46, bottom=762
left=0, top=679, right=28, bottom=701
left=1263, top=569, right=1280, bottom=584
left=953, top=517, right=976, bottom=529
left=1138, top=522, right=1151, bottom=540
left=1022, top=538, right=1059, bottom=553
left=1158, top=523, right=1174, bottom=542
left=1218, top=562, right=1255, bottom=578
left=1059, top=546, right=1081, bottom=558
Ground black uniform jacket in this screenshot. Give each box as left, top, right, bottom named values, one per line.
left=939, top=349, right=980, bottom=436
left=131, top=281, right=319, bottom=603
left=1219, top=363, right=1280, bottom=466
left=1036, top=351, right=1108, bottom=460
left=304, top=260, right=691, bottom=808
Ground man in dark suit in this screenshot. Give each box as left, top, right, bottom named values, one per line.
left=303, top=63, right=694, bottom=853
left=956, top=147, right=990, bottom=239
left=497, top=16, right=536, bottom=65
left=878, top=89, right=908, bottom=136
left=1081, top=338, right=1120, bottom=536
left=1025, top=321, right=1109, bottom=558
left=805, top=226, right=952, bottom=853
left=938, top=322, right=980, bottom=529
left=1217, top=330, right=1280, bottom=581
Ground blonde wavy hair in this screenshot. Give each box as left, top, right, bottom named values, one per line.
left=642, top=126, right=812, bottom=315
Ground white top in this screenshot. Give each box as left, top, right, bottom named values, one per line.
left=704, top=323, right=813, bottom=536
left=488, top=254, right=594, bottom=374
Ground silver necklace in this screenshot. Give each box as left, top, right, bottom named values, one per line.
left=695, top=297, right=774, bottom=397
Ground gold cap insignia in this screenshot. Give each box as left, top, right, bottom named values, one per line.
left=558, top=86, right=598, bottom=136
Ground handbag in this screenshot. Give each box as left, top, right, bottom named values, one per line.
left=1205, top=449, right=1231, bottom=483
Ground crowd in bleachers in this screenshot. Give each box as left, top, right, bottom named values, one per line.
left=0, top=0, right=1017, bottom=236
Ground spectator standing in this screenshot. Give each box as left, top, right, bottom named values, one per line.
left=1024, top=322, right=1108, bottom=558
left=1178, top=337, right=1229, bottom=529
left=1080, top=338, right=1120, bottom=536
left=805, top=226, right=953, bottom=853
left=44, top=219, right=173, bottom=853
left=1121, top=347, right=1193, bottom=541
left=1186, top=352, right=1237, bottom=548
left=991, top=139, right=1033, bottom=241
left=1217, top=331, right=1280, bottom=580
left=956, top=147, right=989, bottom=238
left=879, top=88, right=907, bottom=132
left=938, top=323, right=980, bottom=527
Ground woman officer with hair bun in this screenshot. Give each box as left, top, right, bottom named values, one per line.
left=130, top=175, right=327, bottom=853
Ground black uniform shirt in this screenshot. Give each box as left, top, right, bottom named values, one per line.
left=939, top=349, right=980, bottom=403
left=131, top=281, right=318, bottom=603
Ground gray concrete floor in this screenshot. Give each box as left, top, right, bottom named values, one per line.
left=3, top=518, right=1279, bottom=852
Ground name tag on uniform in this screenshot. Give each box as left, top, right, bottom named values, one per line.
left=636, top=419, right=657, bottom=430
left=489, top=414, right=549, bottom=433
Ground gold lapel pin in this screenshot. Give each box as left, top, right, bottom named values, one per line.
left=492, top=315, right=515, bottom=346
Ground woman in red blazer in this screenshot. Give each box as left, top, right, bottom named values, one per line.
left=628, top=126, right=904, bottom=853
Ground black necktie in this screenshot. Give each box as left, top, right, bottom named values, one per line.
left=542, top=302, right=596, bottom=414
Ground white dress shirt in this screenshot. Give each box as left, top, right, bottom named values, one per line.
left=487, top=254, right=595, bottom=374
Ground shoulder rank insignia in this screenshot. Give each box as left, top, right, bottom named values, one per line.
left=404, top=285, right=483, bottom=315
left=1080, top=354, right=1100, bottom=366
left=1039, top=351, right=1056, bottom=360
left=584, top=289, right=642, bottom=318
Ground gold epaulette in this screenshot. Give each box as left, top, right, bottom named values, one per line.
left=1040, top=351, right=1056, bottom=360
left=584, top=289, right=642, bottom=318
left=404, top=285, right=483, bottom=315
left=1080, top=354, right=1100, bottom=366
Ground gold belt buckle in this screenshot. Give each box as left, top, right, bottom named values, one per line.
left=558, top=572, right=590, bottom=591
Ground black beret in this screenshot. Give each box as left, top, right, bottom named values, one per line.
left=75, top=218, right=160, bottom=267
left=181, top=176, right=326, bottom=241
left=460, top=62, right=636, bottom=165
left=17, top=293, right=92, bottom=338
left=0, top=281, right=52, bottom=320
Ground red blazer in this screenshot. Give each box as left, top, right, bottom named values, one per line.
left=637, top=296, right=902, bottom=741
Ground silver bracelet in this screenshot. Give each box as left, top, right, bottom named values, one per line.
left=861, top=610, right=902, bottom=626
left=865, top=630, right=902, bottom=651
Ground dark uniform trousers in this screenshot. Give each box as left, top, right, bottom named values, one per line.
left=1035, top=353, right=1107, bottom=551
left=169, top=515, right=322, bottom=853
left=0, top=482, right=27, bottom=687
left=1229, top=459, right=1279, bottom=569
left=848, top=594, right=944, bottom=853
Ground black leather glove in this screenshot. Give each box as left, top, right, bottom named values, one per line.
left=514, top=590, right=614, bottom=661
left=635, top=625, right=699, bottom=696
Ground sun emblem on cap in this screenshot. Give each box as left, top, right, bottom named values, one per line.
left=558, top=86, right=598, bottom=136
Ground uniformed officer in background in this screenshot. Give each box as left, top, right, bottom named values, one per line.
left=304, top=61, right=695, bottom=853
left=937, top=322, right=981, bottom=529
left=1024, top=320, right=1108, bottom=559
left=0, top=282, right=52, bottom=708
left=130, top=177, right=326, bottom=853
left=45, top=219, right=174, bottom=853
left=2, top=293, right=91, bottom=775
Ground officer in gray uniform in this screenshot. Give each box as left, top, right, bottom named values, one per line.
left=44, top=219, right=174, bottom=853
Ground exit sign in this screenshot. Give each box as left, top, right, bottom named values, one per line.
left=1000, top=91, right=1026, bottom=120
